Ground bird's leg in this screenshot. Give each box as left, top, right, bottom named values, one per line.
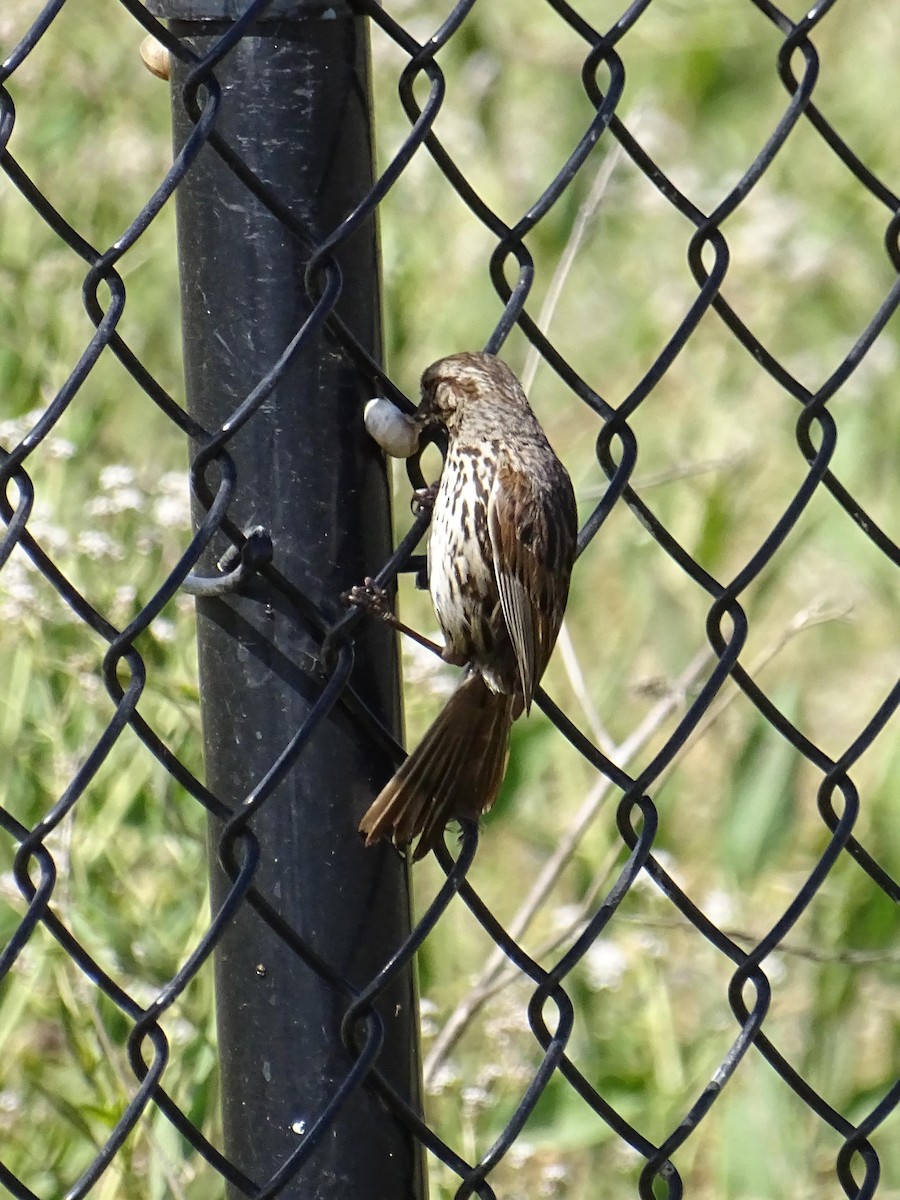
left=342, top=577, right=444, bottom=657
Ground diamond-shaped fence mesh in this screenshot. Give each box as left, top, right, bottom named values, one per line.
left=1, top=1, right=899, bottom=1197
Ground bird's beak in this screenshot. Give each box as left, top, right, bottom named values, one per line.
left=413, top=398, right=437, bottom=429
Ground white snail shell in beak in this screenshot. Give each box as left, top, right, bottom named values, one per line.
left=140, top=36, right=171, bottom=80
left=364, top=398, right=420, bottom=459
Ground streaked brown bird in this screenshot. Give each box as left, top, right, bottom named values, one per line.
left=359, top=351, right=578, bottom=860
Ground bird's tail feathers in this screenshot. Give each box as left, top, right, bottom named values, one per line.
left=359, top=673, right=514, bottom=860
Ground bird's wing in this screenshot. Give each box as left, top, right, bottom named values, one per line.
left=487, top=455, right=575, bottom=713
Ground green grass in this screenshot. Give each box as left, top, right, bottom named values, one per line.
left=1, top=1, right=899, bottom=1197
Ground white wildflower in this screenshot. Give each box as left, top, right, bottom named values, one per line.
left=508, top=1141, right=535, bottom=1170
left=427, top=1063, right=460, bottom=1096
left=100, top=464, right=136, bottom=490
left=77, top=530, right=123, bottom=561
left=702, top=888, right=735, bottom=927
left=0, top=559, right=38, bottom=620
left=154, top=492, right=191, bottom=530
left=151, top=618, right=176, bottom=644
left=539, top=1161, right=569, bottom=1195
left=46, top=437, right=76, bottom=460
left=86, top=486, right=144, bottom=515
left=461, top=1084, right=490, bottom=1112
left=113, top=584, right=137, bottom=610
left=583, top=938, right=628, bottom=991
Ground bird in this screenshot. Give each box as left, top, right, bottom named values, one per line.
left=358, top=350, right=578, bottom=860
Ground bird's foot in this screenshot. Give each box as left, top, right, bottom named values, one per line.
left=411, top=482, right=440, bottom=515
left=342, top=577, right=446, bottom=658
left=341, top=576, right=395, bottom=622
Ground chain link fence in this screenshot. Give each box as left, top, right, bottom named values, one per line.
left=1, top=1, right=899, bottom=1197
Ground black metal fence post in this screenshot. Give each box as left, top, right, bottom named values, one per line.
left=146, top=4, right=425, bottom=1196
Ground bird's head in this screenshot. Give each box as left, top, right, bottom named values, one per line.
left=416, top=351, right=523, bottom=433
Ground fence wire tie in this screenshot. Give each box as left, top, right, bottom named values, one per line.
left=181, top=524, right=273, bottom=597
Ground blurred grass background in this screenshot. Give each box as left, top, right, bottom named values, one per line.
left=1, top=0, right=898, bottom=1196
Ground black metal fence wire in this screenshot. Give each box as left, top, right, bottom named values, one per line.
left=1, top=1, right=900, bottom=1198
